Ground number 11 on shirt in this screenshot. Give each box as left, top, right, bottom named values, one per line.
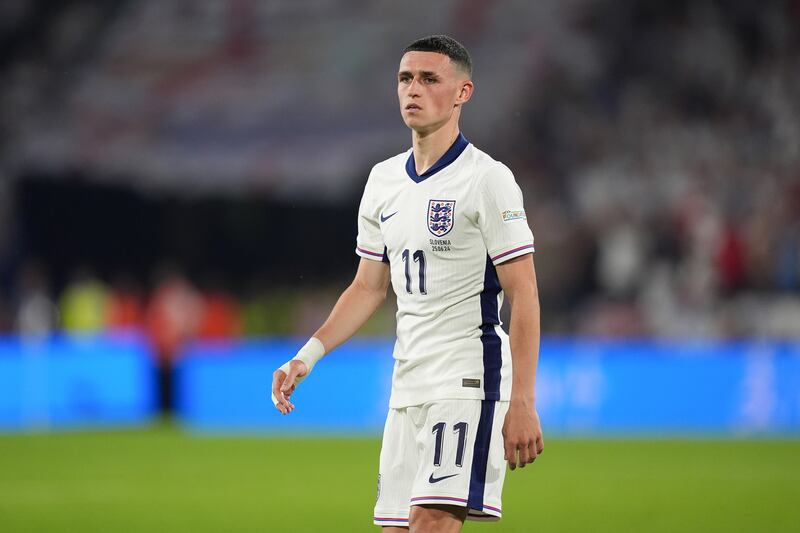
left=401, top=249, right=427, bottom=295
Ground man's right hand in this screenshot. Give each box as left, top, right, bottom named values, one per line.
left=271, top=360, right=309, bottom=415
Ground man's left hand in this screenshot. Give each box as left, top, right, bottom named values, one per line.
left=502, top=399, right=544, bottom=470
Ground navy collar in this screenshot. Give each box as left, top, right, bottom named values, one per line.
left=405, top=133, right=470, bottom=183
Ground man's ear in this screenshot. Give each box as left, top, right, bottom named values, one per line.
left=455, top=80, right=474, bottom=107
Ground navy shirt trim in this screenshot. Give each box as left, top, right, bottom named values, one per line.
left=405, top=133, right=470, bottom=183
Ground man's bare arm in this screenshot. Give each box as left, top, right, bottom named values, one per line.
left=313, top=258, right=391, bottom=352
left=272, top=258, right=390, bottom=413
left=495, top=253, right=544, bottom=470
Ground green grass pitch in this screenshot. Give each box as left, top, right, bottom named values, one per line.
left=1, top=425, right=798, bottom=532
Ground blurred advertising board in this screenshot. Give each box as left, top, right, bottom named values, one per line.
left=0, top=334, right=155, bottom=430
left=177, top=338, right=800, bottom=436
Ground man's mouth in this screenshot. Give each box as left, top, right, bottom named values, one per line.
left=405, top=104, right=421, bottom=110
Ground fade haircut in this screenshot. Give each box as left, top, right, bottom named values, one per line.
left=403, top=35, right=472, bottom=77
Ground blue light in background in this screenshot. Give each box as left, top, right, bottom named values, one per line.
left=1, top=336, right=798, bottom=435
left=0, top=334, right=156, bottom=430
left=176, top=338, right=800, bottom=436
left=176, top=338, right=394, bottom=434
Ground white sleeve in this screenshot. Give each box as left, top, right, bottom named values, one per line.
left=477, top=163, right=535, bottom=265
left=355, top=170, right=386, bottom=262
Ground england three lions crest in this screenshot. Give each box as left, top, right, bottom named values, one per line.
left=427, top=199, right=456, bottom=237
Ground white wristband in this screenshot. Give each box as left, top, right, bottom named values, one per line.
left=277, top=337, right=326, bottom=385
left=294, top=337, right=326, bottom=373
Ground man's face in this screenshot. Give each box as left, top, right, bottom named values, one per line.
left=397, top=51, right=472, bottom=134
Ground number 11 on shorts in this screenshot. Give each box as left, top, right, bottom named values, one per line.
left=432, top=422, right=469, bottom=467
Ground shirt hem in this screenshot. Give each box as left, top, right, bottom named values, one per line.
left=489, top=242, right=535, bottom=265
left=355, top=245, right=385, bottom=261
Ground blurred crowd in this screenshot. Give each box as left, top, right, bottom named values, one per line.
left=0, top=261, right=397, bottom=358
left=511, top=0, right=800, bottom=337
left=1, top=0, right=799, bottom=339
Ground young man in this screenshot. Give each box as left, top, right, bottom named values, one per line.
left=272, top=35, right=544, bottom=532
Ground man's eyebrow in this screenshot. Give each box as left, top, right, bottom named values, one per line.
left=397, top=70, right=440, bottom=77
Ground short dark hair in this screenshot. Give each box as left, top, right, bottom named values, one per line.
left=403, top=35, right=472, bottom=76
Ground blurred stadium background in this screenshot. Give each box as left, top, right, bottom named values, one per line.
left=1, top=0, right=799, bottom=531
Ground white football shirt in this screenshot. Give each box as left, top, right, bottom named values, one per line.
left=356, top=134, right=534, bottom=408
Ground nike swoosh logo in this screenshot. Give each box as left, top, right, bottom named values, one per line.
left=380, top=211, right=398, bottom=223
left=428, top=473, right=459, bottom=484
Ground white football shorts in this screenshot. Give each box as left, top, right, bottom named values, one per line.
left=373, top=399, right=510, bottom=527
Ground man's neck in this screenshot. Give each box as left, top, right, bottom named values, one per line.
left=411, top=121, right=461, bottom=176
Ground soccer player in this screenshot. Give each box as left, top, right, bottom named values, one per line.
left=272, top=35, right=544, bottom=532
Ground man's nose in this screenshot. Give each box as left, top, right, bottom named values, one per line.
left=407, top=76, right=421, bottom=95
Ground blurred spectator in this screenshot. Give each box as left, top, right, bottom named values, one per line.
left=59, top=267, right=108, bottom=333
left=106, top=273, right=145, bottom=333
left=773, top=183, right=800, bottom=291
left=145, top=266, right=202, bottom=412
left=146, top=267, right=203, bottom=362
left=714, top=222, right=747, bottom=295
left=595, top=210, right=649, bottom=298
left=14, top=260, right=58, bottom=338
